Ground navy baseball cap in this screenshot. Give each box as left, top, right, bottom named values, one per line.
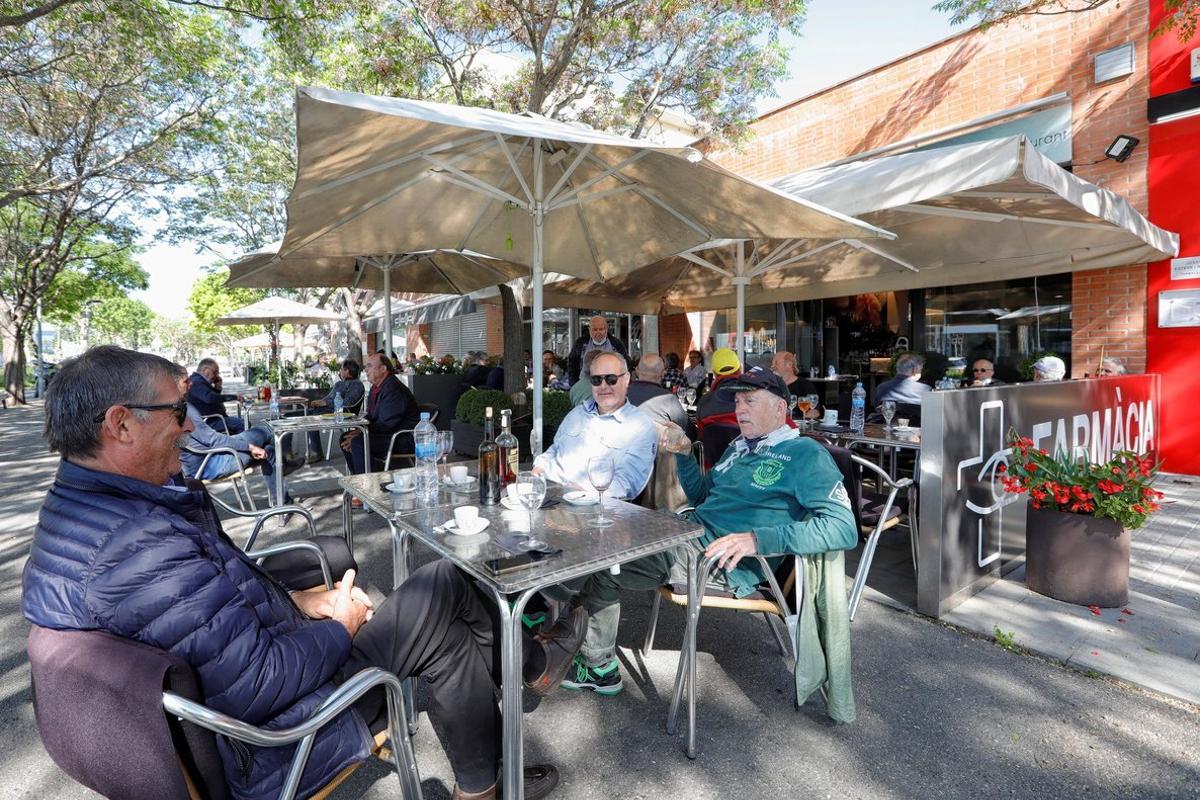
left=716, top=366, right=790, bottom=401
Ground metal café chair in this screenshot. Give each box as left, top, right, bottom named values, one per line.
left=382, top=404, right=439, bottom=470
left=202, top=413, right=231, bottom=434
left=181, top=445, right=259, bottom=511
left=321, top=395, right=366, bottom=460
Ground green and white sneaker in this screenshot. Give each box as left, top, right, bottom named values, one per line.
left=560, top=655, right=624, bottom=695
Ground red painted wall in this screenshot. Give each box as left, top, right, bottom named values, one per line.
left=1146, top=2, right=1200, bottom=474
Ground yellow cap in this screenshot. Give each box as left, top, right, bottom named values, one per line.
left=711, top=347, right=741, bottom=376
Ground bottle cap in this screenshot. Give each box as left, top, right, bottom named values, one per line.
left=420, top=412, right=430, bottom=420
left=485, top=406, right=493, bottom=417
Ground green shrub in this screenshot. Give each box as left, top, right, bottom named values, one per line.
left=455, top=388, right=513, bottom=424
left=542, top=390, right=571, bottom=428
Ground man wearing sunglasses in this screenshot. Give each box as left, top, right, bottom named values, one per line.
left=533, top=351, right=657, bottom=502
left=966, top=358, right=1004, bottom=388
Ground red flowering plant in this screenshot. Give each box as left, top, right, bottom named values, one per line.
left=999, top=431, right=1164, bottom=529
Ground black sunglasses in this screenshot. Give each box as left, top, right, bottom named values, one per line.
left=589, top=372, right=627, bottom=386
left=93, top=398, right=188, bottom=426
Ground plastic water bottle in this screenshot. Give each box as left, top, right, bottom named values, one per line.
left=414, top=412, right=439, bottom=502
left=333, top=391, right=344, bottom=422
left=850, top=381, right=866, bottom=433
left=268, top=391, right=280, bottom=420
left=827, top=364, right=837, bottom=379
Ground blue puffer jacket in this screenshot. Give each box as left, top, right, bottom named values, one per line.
left=21, top=460, right=371, bottom=800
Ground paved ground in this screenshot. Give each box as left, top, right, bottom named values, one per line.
left=1, top=399, right=1198, bottom=799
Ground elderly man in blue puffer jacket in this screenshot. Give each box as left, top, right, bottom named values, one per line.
left=21, top=346, right=583, bottom=800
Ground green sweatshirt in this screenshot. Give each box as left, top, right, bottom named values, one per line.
left=675, top=425, right=858, bottom=597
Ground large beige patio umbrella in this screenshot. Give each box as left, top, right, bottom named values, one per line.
left=215, top=296, right=341, bottom=387
left=543, top=135, right=1179, bottom=316
left=226, top=243, right=528, bottom=358
left=257, top=86, right=891, bottom=454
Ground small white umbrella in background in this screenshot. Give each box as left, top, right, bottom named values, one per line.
left=215, top=296, right=342, bottom=387
left=259, top=86, right=891, bottom=455
left=226, top=243, right=528, bottom=359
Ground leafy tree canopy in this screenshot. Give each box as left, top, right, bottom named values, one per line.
left=187, top=269, right=265, bottom=336
left=933, top=0, right=1200, bottom=39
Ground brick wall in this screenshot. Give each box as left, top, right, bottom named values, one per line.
left=484, top=305, right=505, bottom=356
left=406, top=324, right=430, bottom=358
left=697, top=0, right=1151, bottom=375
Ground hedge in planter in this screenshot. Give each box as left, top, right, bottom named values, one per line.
left=1000, top=433, right=1163, bottom=607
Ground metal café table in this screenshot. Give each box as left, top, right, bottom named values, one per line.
left=340, top=473, right=704, bottom=800
left=263, top=414, right=370, bottom=507
left=817, top=422, right=920, bottom=477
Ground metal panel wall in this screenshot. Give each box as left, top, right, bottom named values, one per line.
left=430, top=311, right=488, bottom=358
left=917, top=375, right=1161, bottom=617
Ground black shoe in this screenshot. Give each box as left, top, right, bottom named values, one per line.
left=524, top=604, right=588, bottom=696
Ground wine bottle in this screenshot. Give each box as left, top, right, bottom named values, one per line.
left=477, top=406, right=500, bottom=504
left=496, top=408, right=519, bottom=490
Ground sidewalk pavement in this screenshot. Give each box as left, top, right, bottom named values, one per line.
left=1, top=399, right=1197, bottom=799
left=943, top=474, right=1200, bottom=706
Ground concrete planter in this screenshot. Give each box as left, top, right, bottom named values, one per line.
left=1024, top=505, right=1130, bottom=608
left=398, top=373, right=460, bottom=430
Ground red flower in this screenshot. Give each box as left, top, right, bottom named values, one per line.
left=1025, top=462, right=1039, bottom=474
left=1097, top=479, right=1124, bottom=495
left=996, top=463, right=1007, bottom=473
left=1031, top=488, right=1047, bottom=501
left=1132, top=504, right=1146, bottom=514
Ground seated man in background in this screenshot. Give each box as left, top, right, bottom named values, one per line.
left=966, top=358, right=1003, bottom=387
left=563, top=367, right=858, bottom=700
left=188, top=357, right=244, bottom=434
left=694, top=347, right=743, bottom=441
left=1032, top=355, right=1067, bottom=382
left=306, top=359, right=365, bottom=460
left=1097, top=357, right=1126, bottom=376
left=626, top=353, right=687, bottom=429
left=683, top=349, right=708, bottom=390
left=534, top=351, right=657, bottom=501
left=873, top=352, right=931, bottom=406
left=22, top=345, right=580, bottom=800
left=342, top=352, right=420, bottom=483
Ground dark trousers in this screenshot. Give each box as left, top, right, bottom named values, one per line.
left=343, top=432, right=412, bottom=474
left=264, top=544, right=502, bottom=793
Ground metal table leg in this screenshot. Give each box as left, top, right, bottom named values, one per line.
left=273, top=429, right=286, bottom=508
left=494, top=587, right=537, bottom=800
left=341, top=491, right=355, bottom=555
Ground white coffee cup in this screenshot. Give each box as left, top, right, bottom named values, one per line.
left=454, top=505, right=479, bottom=531
left=393, top=470, right=414, bottom=490
left=449, top=465, right=469, bottom=483
left=506, top=483, right=520, bottom=500
left=822, top=409, right=839, bottom=426
left=896, top=417, right=910, bottom=428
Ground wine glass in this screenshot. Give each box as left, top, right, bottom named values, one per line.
left=437, top=430, right=454, bottom=480
left=683, top=386, right=697, bottom=409
left=587, top=455, right=616, bottom=527
left=794, top=394, right=810, bottom=428
left=805, top=393, right=819, bottom=428
left=881, top=399, right=896, bottom=431
left=515, top=471, right=548, bottom=549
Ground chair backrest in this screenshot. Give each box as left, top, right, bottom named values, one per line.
left=805, top=436, right=865, bottom=534
left=699, top=422, right=740, bottom=469
left=27, top=625, right=229, bottom=800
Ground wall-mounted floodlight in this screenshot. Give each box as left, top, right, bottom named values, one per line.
left=1104, top=135, right=1139, bottom=162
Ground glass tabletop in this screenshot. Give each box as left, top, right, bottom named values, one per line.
left=341, top=473, right=704, bottom=595
left=265, top=414, right=367, bottom=432
left=825, top=423, right=921, bottom=449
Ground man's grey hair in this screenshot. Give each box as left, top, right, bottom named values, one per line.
left=637, top=353, right=665, bottom=382
left=1032, top=355, right=1066, bottom=381
left=895, top=353, right=924, bottom=377
left=1100, top=357, right=1126, bottom=375
left=197, top=357, right=218, bottom=373
left=44, top=345, right=182, bottom=460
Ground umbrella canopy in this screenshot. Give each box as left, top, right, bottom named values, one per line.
left=540, top=135, right=1178, bottom=332
left=215, top=296, right=341, bottom=386
left=268, top=86, right=890, bottom=457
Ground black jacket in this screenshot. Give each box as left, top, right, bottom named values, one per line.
left=187, top=372, right=231, bottom=419
left=567, top=334, right=628, bottom=385
left=366, top=375, right=421, bottom=459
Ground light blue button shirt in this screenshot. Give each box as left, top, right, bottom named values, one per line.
left=534, top=398, right=658, bottom=499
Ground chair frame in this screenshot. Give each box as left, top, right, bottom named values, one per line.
left=182, top=445, right=258, bottom=511
left=202, top=414, right=230, bottom=434
left=382, top=406, right=439, bottom=471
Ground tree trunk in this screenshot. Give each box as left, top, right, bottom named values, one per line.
left=2, top=325, right=28, bottom=405
left=500, top=283, right=524, bottom=396
left=338, top=287, right=368, bottom=364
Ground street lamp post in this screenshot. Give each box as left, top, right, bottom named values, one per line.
left=83, top=298, right=102, bottom=350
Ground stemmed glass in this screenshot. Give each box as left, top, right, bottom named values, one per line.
left=587, top=455, right=615, bottom=527
left=514, top=471, right=549, bottom=550
left=793, top=394, right=808, bottom=428
left=682, top=386, right=697, bottom=410
left=881, top=399, right=896, bottom=432
left=436, top=430, right=454, bottom=480
left=805, top=393, right=819, bottom=429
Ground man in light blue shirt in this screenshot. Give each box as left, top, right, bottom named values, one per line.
left=534, top=351, right=657, bottom=500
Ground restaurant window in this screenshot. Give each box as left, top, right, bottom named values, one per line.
left=705, top=304, right=777, bottom=366
left=923, top=274, right=1072, bottom=383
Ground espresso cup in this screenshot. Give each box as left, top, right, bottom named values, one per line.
left=454, top=505, right=479, bottom=530
left=393, top=470, right=414, bottom=490
left=449, top=465, right=469, bottom=483
left=896, top=417, right=910, bottom=428
left=822, top=409, right=839, bottom=426
left=506, top=483, right=520, bottom=500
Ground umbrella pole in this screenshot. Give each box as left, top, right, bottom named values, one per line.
left=383, top=265, right=393, bottom=360
left=734, top=243, right=747, bottom=366
left=531, top=144, right=545, bottom=457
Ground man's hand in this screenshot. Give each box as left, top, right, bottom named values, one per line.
left=659, top=421, right=692, bottom=454
left=310, top=399, right=327, bottom=409
left=292, top=570, right=373, bottom=636
left=331, top=569, right=371, bottom=636
left=340, top=429, right=361, bottom=451
left=530, top=465, right=544, bottom=477
left=705, top=533, right=758, bottom=572
left=248, top=444, right=267, bottom=460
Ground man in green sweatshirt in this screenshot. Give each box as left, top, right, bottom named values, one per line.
left=561, top=366, right=858, bottom=696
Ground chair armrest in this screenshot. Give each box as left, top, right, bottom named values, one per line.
left=201, top=414, right=229, bottom=434
left=384, top=428, right=417, bottom=467
left=163, top=667, right=402, bottom=748
left=245, top=539, right=333, bottom=589
left=850, top=452, right=913, bottom=490
left=182, top=445, right=245, bottom=480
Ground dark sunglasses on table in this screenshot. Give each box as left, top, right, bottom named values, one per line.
left=92, top=398, right=189, bottom=426
left=588, top=372, right=627, bottom=386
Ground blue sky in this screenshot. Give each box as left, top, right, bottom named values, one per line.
left=132, top=1, right=965, bottom=319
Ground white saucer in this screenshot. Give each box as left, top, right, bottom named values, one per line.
left=891, top=425, right=916, bottom=432
left=562, top=491, right=599, bottom=506
left=445, top=476, right=477, bottom=489
left=386, top=482, right=416, bottom=494
left=443, top=518, right=490, bottom=536
left=500, top=496, right=524, bottom=510
left=817, top=422, right=842, bottom=430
